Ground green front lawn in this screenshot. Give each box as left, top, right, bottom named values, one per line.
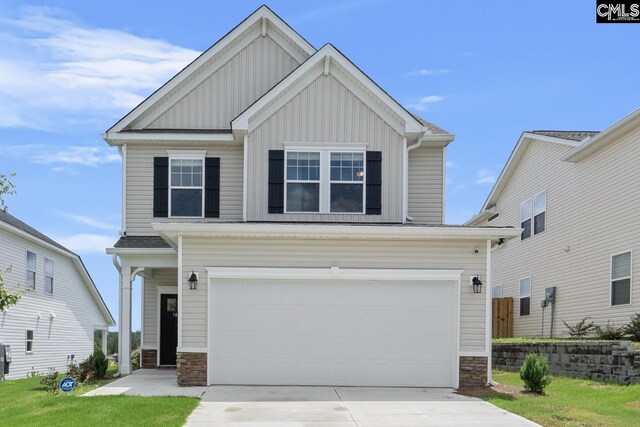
left=0, top=368, right=199, bottom=427
left=478, top=370, right=640, bottom=426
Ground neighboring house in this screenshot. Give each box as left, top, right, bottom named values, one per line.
left=468, top=108, right=640, bottom=338
left=0, top=210, right=115, bottom=379
left=104, top=5, right=518, bottom=388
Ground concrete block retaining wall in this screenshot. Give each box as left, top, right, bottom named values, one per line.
left=493, top=341, right=640, bottom=384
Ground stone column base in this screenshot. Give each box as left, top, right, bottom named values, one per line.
left=459, top=356, right=488, bottom=387
left=177, top=352, right=207, bottom=386
left=140, top=349, right=157, bottom=369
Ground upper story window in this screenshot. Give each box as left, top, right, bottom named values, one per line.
left=170, top=158, right=204, bottom=217
left=26, top=250, right=36, bottom=290
left=520, top=190, right=546, bottom=240
left=284, top=147, right=366, bottom=214
left=611, top=251, right=632, bottom=306
left=44, top=258, right=54, bottom=294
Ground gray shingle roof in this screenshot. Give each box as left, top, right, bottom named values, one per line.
left=0, top=209, right=73, bottom=254
left=114, top=235, right=172, bottom=249
left=530, top=130, right=599, bottom=141
left=413, top=115, right=451, bottom=135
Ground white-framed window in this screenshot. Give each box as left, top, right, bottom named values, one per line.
left=492, top=284, right=503, bottom=298
left=520, top=190, right=546, bottom=240
left=330, top=152, right=364, bottom=213
left=284, top=145, right=366, bottom=214
left=285, top=151, right=321, bottom=212
left=26, top=250, right=36, bottom=290
left=44, top=257, right=54, bottom=294
left=519, top=277, right=531, bottom=316
left=26, top=330, right=34, bottom=353
left=169, top=158, right=204, bottom=217
left=611, top=251, right=632, bottom=306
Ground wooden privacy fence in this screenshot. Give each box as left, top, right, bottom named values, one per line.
left=492, top=297, right=513, bottom=338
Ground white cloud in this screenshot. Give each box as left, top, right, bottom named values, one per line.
left=475, top=169, right=497, bottom=185
left=1, top=144, right=120, bottom=168
left=446, top=160, right=456, bottom=169
left=60, top=213, right=119, bottom=231
left=0, top=6, right=199, bottom=129
left=54, top=233, right=114, bottom=253
left=406, top=68, right=450, bottom=77
left=406, top=95, right=449, bottom=112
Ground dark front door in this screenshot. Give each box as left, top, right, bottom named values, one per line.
left=159, top=294, right=178, bottom=365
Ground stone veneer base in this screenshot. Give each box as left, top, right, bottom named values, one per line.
left=176, top=352, right=207, bottom=386
left=459, top=356, right=488, bottom=387
left=140, top=349, right=157, bottom=369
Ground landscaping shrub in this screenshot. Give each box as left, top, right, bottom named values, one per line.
left=520, top=353, right=551, bottom=394
left=562, top=317, right=596, bottom=338
left=39, top=368, right=59, bottom=394
left=595, top=321, right=626, bottom=340
left=624, top=313, right=640, bottom=342
left=92, top=349, right=109, bottom=379
left=66, top=350, right=109, bottom=383
left=131, top=348, right=141, bottom=370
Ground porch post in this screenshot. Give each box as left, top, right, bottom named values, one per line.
left=101, top=329, right=108, bottom=356
left=119, top=264, right=132, bottom=375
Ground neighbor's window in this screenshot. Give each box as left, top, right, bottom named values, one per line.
left=26, top=330, right=34, bottom=353
left=170, top=158, right=204, bottom=217
left=533, top=191, right=546, bottom=234
left=492, top=284, right=503, bottom=298
left=519, top=278, right=531, bottom=316
left=26, top=251, right=36, bottom=290
left=286, top=151, right=320, bottom=212
left=330, top=152, right=364, bottom=213
left=44, top=258, right=54, bottom=294
left=520, top=199, right=532, bottom=240
left=611, top=251, right=631, bottom=306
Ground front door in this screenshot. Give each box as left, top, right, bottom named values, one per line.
left=159, top=294, right=178, bottom=366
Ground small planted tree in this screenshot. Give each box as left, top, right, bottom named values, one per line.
left=596, top=321, right=626, bottom=340
left=563, top=317, right=596, bottom=338
left=520, top=353, right=551, bottom=394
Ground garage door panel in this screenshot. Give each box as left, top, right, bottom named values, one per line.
left=209, top=279, right=457, bottom=387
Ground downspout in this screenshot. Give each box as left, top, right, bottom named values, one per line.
left=242, top=134, right=248, bottom=222
left=111, top=254, right=122, bottom=377
left=118, top=145, right=127, bottom=236
left=405, top=137, right=423, bottom=222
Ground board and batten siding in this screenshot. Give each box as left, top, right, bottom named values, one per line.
left=181, top=237, right=489, bottom=353
left=0, top=229, right=109, bottom=379
left=125, top=144, right=243, bottom=235
left=142, top=269, right=177, bottom=348
left=408, top=146, right=444, bottom=224
left=485, top=129, right=640, bottom=337
left=147, top=35, right=301, bottom=130
left=247, top=74, right=405, bottom=222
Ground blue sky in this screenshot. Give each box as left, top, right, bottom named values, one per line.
left=1, top=1, right=638, bottom=330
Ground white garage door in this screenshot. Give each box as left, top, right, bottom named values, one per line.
left=208, top=278, right=458, bottom=387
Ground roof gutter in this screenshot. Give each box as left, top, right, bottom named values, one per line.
left=465, top=206, right=497, bottom=226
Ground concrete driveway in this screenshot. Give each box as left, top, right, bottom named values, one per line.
left=185, top=385, right=538, bottom=426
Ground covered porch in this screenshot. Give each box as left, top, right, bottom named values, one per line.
left=107, top=236, right=179, bottom=377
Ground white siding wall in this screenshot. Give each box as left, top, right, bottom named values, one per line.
left=142, top=269, right=177, bottom=348
left=181, top=237, right=489, bottom=353
left=247, top=74, right=405, bottom=222
left=125, top=144, right=243, bottom=235
left=148, top=35, right=300, bottom=130
left=486, top=129, right=640, bottom=337
left=408, top=146, right=444, bottom=224
left=0, top=229, right=109, bottom=379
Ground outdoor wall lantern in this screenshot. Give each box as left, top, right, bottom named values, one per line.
left=472, top=275, right=483, bottom=294
left=188, top=272, right=198, bottom=290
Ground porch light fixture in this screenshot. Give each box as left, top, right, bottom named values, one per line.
left=188, top=272, right=198, bottom=290
left=472, top=275, right=483, bottom=294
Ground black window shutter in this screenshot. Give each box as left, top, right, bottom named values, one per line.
left=366, top=151, right=382, bottom=215
left=153, top=157, right=169, bottom=218
left=204, top=157, right=220, bottom=218
left=268, top=150, right=285, bottom=214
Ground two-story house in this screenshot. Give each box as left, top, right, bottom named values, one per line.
left=0, top=210, right=114, bottom=379
left=468, top=108, right=640, bottom=338
left=104, top=5, right=518, bottom=388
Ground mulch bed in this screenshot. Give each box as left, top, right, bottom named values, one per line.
left=457, top=383, right=539, bottom=398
